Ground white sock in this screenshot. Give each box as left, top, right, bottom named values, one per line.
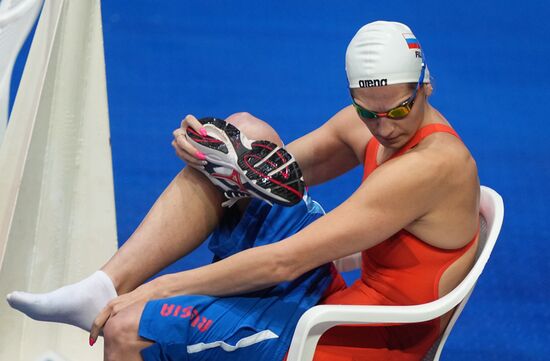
left=6, top=270, right=117, bottom=332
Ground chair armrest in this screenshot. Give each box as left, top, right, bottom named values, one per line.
left=287, top=291, right=470, bottom=361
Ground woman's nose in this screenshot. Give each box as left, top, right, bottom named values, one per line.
left=376, top=118, right=394, bottom=137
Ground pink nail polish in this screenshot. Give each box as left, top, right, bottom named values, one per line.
left=199, top=128, right=208, bottom=137
left=89, top=337, right=95, bottom=346
left=196, top=151, right=207, bottom=160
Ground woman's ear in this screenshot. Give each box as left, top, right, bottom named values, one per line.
left=424, top=83, right=433, bottom=97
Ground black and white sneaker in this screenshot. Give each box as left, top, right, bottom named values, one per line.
left=186, top=117, right=305, bottom=207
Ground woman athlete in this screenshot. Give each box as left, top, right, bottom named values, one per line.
left=8, top=21, right=479, bottom=361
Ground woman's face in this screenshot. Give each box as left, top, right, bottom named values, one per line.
left=351, top=83, right=429, bottom=149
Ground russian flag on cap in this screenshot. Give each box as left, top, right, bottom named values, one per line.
left=402, top=33, right=420, bottom=49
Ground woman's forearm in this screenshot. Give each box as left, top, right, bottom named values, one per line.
left=158, top=241, right=291, bottom=298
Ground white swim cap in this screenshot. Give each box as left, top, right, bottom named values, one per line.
left=346, top=21, right=430, bottom=88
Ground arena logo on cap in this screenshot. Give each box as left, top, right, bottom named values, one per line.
left=358, top=79, right=388, bottom=88
left=402, top=33, right=420, bottom=49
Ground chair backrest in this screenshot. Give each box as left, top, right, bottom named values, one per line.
left=422, top=185, right=504, bottom=361
left=0, top=0, right=43, bottom=143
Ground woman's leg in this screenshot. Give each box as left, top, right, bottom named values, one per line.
left=103, top=167, right=225, bottom=294
left=104, top=111, right=279, bottom=293
left=7, top=112, right=279, bottom=332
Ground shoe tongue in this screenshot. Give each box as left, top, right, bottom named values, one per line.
left=203, top=124, right=226, bottom=141
left=240, top=134, right=254, bottom=148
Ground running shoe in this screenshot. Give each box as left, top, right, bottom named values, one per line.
left=185, top=117, right=305, bottom=207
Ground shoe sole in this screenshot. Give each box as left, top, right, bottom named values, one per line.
left=186, top=117, right=304, bottom=206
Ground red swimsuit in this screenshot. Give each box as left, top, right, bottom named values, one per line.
left=312, top=124, right=478, bottom=361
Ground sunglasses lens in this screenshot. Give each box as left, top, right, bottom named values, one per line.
left=354, top=104, right=377, bottom=119
left=387, top=106, right=410, bottom=119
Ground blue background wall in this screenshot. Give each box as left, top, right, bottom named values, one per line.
left=10, top=1, right=549, bottom=360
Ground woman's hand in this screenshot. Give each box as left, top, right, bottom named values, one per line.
left=172, top=114, right=208, bottom=167
left=89, top=279, right=167, bottom=345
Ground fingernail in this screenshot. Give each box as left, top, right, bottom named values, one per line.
left=196, top=151, right=206, bottom=160
left=199, top=128, right=208, bottom=137
left=89, top=337, right=96, bottom=346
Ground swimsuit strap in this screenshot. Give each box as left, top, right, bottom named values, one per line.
left=363, top=124, right=460, bottom=180
left=391, top=123, right=460, bottom=159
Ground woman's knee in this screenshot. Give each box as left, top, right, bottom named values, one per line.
left=226, top=112, right=282, bottom=146
left=226, top=111, right=259, bottom=123
left=104, top=305, right=151, bottom=359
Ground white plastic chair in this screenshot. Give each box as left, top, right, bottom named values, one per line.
left=287, top=185, right=504, bottom=361
left=0, top=0, right=43, bottom=144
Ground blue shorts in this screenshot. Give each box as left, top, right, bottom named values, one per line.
left=138, top=196, right=335, bottom=361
